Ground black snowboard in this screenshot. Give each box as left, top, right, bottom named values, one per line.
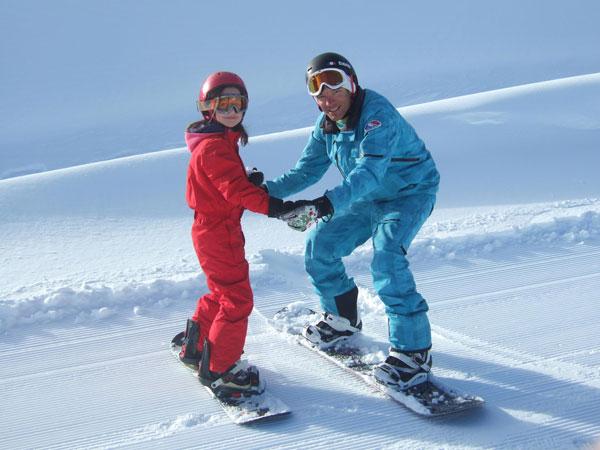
left=271, top=306, right=484, bottom=417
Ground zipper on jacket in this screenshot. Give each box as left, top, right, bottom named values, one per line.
left=392, top=157, right=420, bottom=162
left=361, top=153, right=420, bottom=163
left=335, top=150, right=346, bottom=178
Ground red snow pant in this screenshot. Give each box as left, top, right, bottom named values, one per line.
left=191, top=214, right=253, bottom=373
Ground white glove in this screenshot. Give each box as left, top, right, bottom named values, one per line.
left=279, top=204, right=318, bottom=232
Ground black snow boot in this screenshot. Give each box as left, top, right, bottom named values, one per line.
left=199, top=339, right=264, bottom=404
left=302, top=286, right=362, bottom=348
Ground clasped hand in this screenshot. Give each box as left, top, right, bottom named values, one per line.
left=276, top=196, right=333, bottom=232
left=278, top=200, right=319, bottom=232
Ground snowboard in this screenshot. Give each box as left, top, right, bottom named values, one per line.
left=170, top=332, right=291, bottom=424
left=270, top=305, right=484, bottom=417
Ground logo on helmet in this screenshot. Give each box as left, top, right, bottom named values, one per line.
left=326, top=60, right=352, bottom=71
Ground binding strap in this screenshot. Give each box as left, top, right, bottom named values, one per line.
left=209, top=360, right=249, bottom=390
left=388, top=349, right=431, bottom=373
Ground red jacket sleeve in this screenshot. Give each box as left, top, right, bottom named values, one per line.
left=198, top=138, right=270, bottom=215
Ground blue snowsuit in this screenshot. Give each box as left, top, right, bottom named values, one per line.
left=266, top=89, right=440, bottom=351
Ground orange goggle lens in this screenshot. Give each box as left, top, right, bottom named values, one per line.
left=307, top=69, right=350, bottom=96
left=198, top=95, right=248, bottom=113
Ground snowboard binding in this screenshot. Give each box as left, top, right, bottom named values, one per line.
left=199, top=339, right=265, bottom=406
left=171, top=319, right=203, bottom=367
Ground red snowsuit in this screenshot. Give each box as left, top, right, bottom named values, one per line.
left=185, top=120, right=270, bottom=373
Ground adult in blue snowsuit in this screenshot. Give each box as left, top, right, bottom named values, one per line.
left=267, top=53, right=440, bottom=389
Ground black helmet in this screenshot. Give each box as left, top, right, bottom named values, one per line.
left=306, top=52, right=359, bottom=86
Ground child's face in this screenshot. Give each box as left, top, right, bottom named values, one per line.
left=214, top=86, right=245, bottom=128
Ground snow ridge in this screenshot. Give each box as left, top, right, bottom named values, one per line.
left=3, top=207, right=600, bottom=335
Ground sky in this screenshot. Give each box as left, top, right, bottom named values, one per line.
left=2, top=0, right=600, bottom=178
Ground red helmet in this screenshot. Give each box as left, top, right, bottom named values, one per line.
left=198, top=71, right=248, bottom=119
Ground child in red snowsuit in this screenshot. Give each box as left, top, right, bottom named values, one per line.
left=178, top=72, right=288, bottom=397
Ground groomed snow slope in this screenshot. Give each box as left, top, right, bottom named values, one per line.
left=1, top=75, right=600, bottom=449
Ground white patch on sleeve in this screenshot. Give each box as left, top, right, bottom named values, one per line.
left=364, top=119, right=382, bottom=134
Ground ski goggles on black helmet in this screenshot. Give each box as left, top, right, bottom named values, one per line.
left=197, top=94, right=248, bottom=114
left=307, top=68, right=353, bottom=96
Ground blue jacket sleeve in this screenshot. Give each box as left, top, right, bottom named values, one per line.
left=326, top=113, right=407, bottom=213
left=265, top=121, right=331, bottom=199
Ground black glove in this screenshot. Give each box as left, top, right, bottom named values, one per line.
left=268, top=198, right=293, bottom=218
left=268, top=198, right=312, bottom=218
left=247, top=170, right=264, bottom=187
left=312, top=195, right=334, bottom=218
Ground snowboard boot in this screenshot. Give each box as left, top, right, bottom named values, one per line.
left=199, top=340, right=264, bottom=404
left=373, top=348, right=432, bottom=390
left=302, top=312, right=362, bottom=349
left=176, top=319, right=203, bottom=366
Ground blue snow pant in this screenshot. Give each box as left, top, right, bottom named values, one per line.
left=305, top=194, right=435, bottom=351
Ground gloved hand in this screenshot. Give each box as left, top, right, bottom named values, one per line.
left=279, top=196, right=334, bottom=232
left=268, top=197, right=299, bottom=218
left=311, top=196, right=334, bottom=219
left=246, top=167, right=264, bottom=187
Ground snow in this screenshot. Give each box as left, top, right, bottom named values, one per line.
left=2, top=1, right=600, bottom=448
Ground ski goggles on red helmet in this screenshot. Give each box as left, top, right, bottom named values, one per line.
left=307, top=68, right=353, bottom=96
left=197, top=94, right=248, bottom=114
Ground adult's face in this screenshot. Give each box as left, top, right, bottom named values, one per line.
left=314, top=86, right=352, bottom=123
